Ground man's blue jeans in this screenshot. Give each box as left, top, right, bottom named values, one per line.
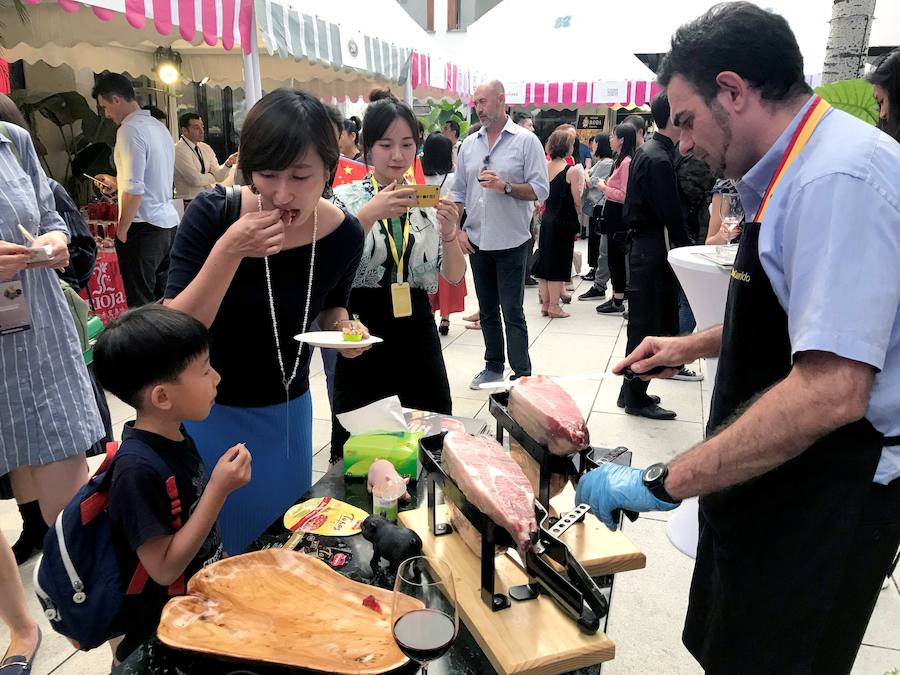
left=469, top=239, right=532, bottom=376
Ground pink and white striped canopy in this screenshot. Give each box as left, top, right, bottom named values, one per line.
left=521, top=81, right=662, bottom=108
left=21, top=0, right=254, bottom=53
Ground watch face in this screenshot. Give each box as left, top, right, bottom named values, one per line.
left=645, top=464, right=665, bottom=484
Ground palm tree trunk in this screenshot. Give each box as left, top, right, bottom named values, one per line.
left=822, top=0, right=877, bottom=84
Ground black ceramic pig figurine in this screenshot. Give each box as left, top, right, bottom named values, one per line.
left=361, top=514, right=423, bottom=576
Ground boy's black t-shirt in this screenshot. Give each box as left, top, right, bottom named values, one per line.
left=108, top=423, right=225, bottom=661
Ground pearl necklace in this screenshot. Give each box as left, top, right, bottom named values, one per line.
left=259, top=193, right=318, bottom=394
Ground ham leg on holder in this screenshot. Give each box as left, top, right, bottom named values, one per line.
left=508, top=375, right=590, bottom=456
left=441, top=431, right=537, bottom=554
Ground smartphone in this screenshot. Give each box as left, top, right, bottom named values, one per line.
left=410, top=184, right=440, bottom=207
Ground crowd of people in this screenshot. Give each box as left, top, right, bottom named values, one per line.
left=1, top=1, right=899, bottom=672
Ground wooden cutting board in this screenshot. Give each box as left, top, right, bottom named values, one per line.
left=399, top=506, right=641, bottom=675
left=510, top=438, right=647, bottom=576
left=157, top=549, right=419, bottom=673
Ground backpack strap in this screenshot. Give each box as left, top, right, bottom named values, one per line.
left=111, top=440, right=186, bottom=596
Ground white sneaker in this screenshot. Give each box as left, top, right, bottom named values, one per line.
left=672, top=367, right=704, bottom=382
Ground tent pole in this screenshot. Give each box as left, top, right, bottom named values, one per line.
left=243, top=27, right=263, bottom=110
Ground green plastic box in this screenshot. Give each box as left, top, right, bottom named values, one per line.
left=343, top=432, right=422, bottom=480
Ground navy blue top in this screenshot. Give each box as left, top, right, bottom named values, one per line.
left=165, top=187, right=364, bottom=407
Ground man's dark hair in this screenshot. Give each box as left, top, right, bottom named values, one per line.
left=94, top=306, right=210, bottom=409
left=91, top=72, right=136, bottom=102
left=512, top=111, right=532, bottom=125
left=179, top=112, right=201, bottom=131
left=360, top=92, right=422, bottom=166
left=869, top=49, right=900, bottom=142
left=658, top=1, right=811, bottom=103
left=421, top=132, right=453, bottom=176
left=592, top=132, right=614, bottom=159
left=650, top=92, right=672, bottom=130
left=238, top=88, right=339, bottom=185
left=623, top=114, right=646, bottom=135
left=443, top=119, right=460, bottom=139
left=143, top=105, right=167, bottom=122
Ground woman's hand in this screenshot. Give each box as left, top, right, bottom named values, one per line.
left=27, top=232, right=70, bottom=271
left=221, top=209, right=285, bottom=259
left=339, top=320, right=373, bottom=359
left=435, top=200, right=459, bottom=240
left=0, top=241, right=31, bottom=280
left=359, top=181, right=417, bottom=223
left=596, top=179, right=607, bottom=193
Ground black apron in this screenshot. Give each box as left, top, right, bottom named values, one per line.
left=682, top=219, right=899, bottom=674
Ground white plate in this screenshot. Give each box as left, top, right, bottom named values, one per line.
left=293, top=330, right=383, bottom=349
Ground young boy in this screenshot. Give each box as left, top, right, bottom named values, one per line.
left=93, top=305, right=251, bottom=661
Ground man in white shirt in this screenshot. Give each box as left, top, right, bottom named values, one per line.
left=442, top=119, right=462, bottom=170
left=174, top=112, right=238, bottom=201
left=92, top=72, right=179, bottom=307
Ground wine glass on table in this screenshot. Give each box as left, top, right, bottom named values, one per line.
left=719, top=193, right=744, bottom=248
left=392, top=556, right=458, bottom=674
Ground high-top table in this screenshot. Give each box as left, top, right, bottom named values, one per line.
left=666, top=245, right=733, bottom=558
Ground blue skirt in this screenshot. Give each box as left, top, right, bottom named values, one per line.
left=185, top=392, right=312, bottom=554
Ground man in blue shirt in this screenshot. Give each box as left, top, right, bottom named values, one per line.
left=450, top=80, right=549, bottom=387
left=93, top=73, right=179, bottom=307
left=576, top=3, right=900, bottom=672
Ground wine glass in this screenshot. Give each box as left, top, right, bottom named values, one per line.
left=719, top=193, right=744, bottom=247
left=392, top=556, right=458, bottom=674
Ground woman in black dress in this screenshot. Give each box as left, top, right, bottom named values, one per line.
left=534, top=128, right=584, bottom=318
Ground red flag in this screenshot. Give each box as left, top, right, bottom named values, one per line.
left=0, top=60, right=10, bottom=95
left=404, top=157, right=426, bottom=185
left=332, top=156, right=369, bottom=188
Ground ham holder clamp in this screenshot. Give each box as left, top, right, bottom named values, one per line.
left=488, top=391, right=638, bottom=523
left=420, top=432, right=610, bottom=634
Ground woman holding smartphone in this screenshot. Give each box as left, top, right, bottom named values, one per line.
left=331, top=89, right=465, bottom=460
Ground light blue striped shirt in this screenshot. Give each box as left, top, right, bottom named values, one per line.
left=738, top=97, right=900, bottom=484
left=115, top=110, right=179, bottom=228
left=449, top=116, right=549, bottom=251
left=0, top=123, right=103, bottom=473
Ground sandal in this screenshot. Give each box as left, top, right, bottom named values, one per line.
left=547, top=307, right=571, bottom=318
left=1, top=627, right=41, bottom=675
left=438, top=319, right=450, bottom=336
left=560, top=294, right=572, bottom=304
left=465, top=320, right=481, bottom=330
left=462, top=312, right=480, bottom=323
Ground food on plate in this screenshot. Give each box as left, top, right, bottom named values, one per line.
left=342, top=315, right=364, bottom=342
left=441, top=431, right=537, bottom=553
left=507, top=375, right=589, bottom=456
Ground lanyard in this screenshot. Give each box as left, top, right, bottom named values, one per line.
left=754, top=96, right=830, bottom=222
left=371, top=175, right=410, bottom=280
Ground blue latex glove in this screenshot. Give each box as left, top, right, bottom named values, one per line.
left=575, top=463, right=679, bottom=530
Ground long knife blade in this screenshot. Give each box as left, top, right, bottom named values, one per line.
left=477, top=365, right=681, bottom=390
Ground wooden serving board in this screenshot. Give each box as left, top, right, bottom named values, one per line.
left=399, top=506, right=641, bottom=675
left=157, top=549, right=419, bottom=674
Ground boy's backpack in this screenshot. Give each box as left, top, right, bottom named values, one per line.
left=34, top=440, right=185, bottom=650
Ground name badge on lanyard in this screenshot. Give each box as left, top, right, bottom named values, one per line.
left=0, top=280, right=32, bottom=335
left=372, top=176, right=413, bottom=318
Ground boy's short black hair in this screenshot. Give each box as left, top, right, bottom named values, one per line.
left=94, top=306, right=210, bottom=409
left=443, top=119, right=460, bottom=137
left=91, top=72, right=136, bottom=102
left=623, top=114, right=646, bottom=134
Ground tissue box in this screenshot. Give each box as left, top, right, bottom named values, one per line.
left=344, top=432, right=422, bottom=480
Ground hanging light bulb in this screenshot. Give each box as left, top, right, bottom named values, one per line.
left=154, top=47, right=182, bottom=86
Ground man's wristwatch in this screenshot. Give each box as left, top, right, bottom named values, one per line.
left=503, top=182, right=513, bottom=195
left=642, top=463, right=681, bottom=504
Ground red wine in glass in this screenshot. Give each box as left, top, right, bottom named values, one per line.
left=392, top=556, right=458, bottom=674
left=392, top=608, right=455, bottom=663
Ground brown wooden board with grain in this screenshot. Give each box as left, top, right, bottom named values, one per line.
left=157, top=549, right=419, bottom=673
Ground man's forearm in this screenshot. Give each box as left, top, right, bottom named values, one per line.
left=665, top=352, right=874, bottom=500
left=685, top=325, right=723, bottom=360
left=509, top=184, right=538, bottom=201
left=117, top=193, right=143, bottom=234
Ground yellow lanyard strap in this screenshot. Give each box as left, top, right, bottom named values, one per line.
left=371, top=175, right=410, bottom=279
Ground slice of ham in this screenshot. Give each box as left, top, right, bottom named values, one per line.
left=442, top=432, right=537, bottom=553
left=508, top=376, right=589, bottom=456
